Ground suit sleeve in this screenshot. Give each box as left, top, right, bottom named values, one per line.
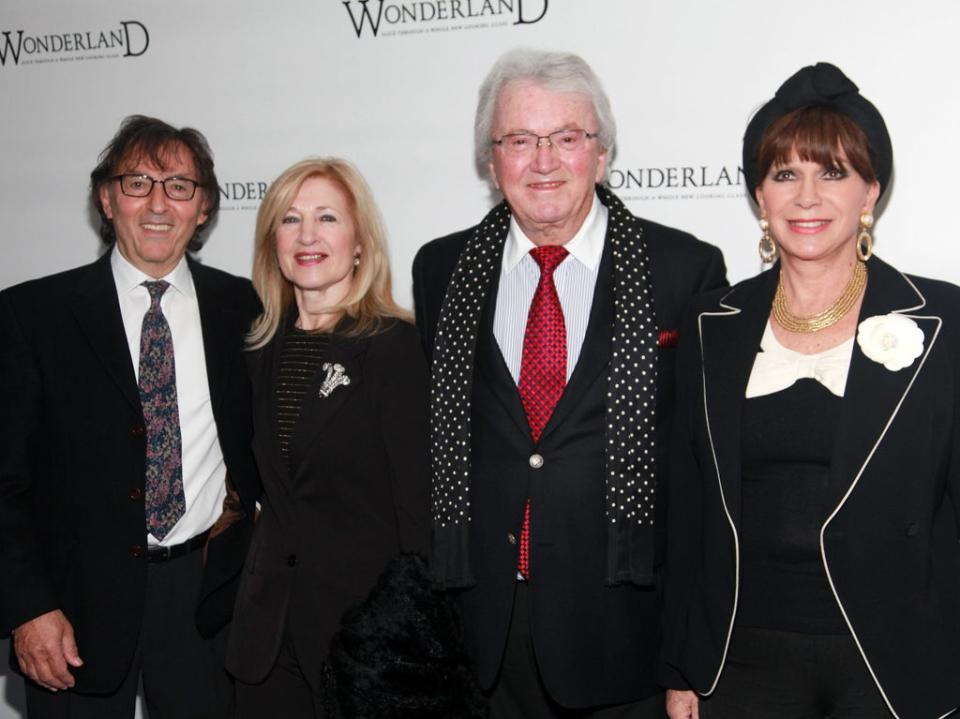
left=0, top=291, right=59, bottom=636
left=697, top=245, right=728, bottom=296
left=411, top=246, right=433, bottom=362
left=658, top=302, right=706, bottom=690
left=947, top=321, right=960, bottom=539
left=377, top=323, right=431, bottom=556
left=230, top=279, right=263, bottom=515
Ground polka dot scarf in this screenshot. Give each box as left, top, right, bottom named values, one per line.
left=430, top=186, right=659, bottom=588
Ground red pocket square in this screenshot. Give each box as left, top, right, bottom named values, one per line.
left=658, top=328, right=679, bottom=349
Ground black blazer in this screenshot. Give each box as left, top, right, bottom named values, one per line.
left=224, top=317, right=431, bottom=687
left=661, top=257, right=960, bottom=719
left=0, top=252, right=260, bottom=693
left=413, top=192, right=727, bottom=708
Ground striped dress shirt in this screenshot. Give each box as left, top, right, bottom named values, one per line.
left=493, top=195, right=608, bottom=384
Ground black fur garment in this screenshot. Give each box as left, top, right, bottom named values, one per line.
left=323, top=553, right=488, bottom=718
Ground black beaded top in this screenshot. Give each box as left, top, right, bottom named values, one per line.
left=275, top=328, right=330, bottom=462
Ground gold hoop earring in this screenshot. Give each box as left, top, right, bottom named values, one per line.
left=758, top=217, right=777, bottom=263
left=857, top=212, right=874, bottom=262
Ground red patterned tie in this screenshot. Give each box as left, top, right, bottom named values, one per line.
left=517, top=245, right=568, bottom=578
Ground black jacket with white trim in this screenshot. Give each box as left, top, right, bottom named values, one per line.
left=661, top=256, right=960, bottom=719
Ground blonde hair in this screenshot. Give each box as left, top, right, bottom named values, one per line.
left=247, top=157, right=411, bottom=348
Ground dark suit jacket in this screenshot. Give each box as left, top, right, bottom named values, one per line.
left=661, top=257, right=960, bottom=719
left=224, top=316, right=431, bottom=687
left=413, top=191, right=727, bottom=708
left=0, top=251, right=260, bottom=693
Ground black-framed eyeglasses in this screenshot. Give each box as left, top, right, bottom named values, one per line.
left=491, top=129, right=598, bottom=155
left=111, top=174, right=201, bottom=201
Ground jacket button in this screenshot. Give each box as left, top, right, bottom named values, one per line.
left=529, top=453, right=544, bottom=469
left=906, top=522, right=919, bottom=537
left=129, top=544, right=144, bottom=558
left=130, top=425, right=145, bottom=437
left=507, top=533, right=517, bottom=545
left=286, top=554, right=297, bottom=567
left=129, top=487, right=143, bottom=501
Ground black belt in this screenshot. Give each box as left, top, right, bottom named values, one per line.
left=147, top=528, right=210, bottom=563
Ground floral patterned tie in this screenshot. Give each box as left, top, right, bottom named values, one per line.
left=516, top=245, right=568, bottom=578
left=139, top=280, right=185, bottom=540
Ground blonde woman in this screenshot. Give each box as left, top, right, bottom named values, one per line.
left=225, top=158, right=430, bottom=718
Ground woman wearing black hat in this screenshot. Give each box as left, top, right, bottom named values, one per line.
left=661, top=63, right=960, bottom=719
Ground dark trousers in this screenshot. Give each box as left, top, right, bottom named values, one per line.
left=487, top=582, right=665, bottom=719
left=24, top=550, right=232, bottom=719
left=234, top=627, right=326, bottom=719
left=700, top=626, right=891, bottom=719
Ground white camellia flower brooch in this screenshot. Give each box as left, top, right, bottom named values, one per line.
left=856, top=314, right=925, bottom=371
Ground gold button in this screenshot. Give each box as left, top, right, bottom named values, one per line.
left=529, top=453, right=544, bottom=469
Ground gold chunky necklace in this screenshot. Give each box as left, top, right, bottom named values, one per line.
left=772, top=261, right=867, bottom=333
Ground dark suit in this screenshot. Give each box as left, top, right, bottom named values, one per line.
left=225, top=317, right=430, bottom=690
left=0, top=251, right=260, bottom=694
left=661, top=257, right=960, bottom=719
left=413, top=189, right=727, bottom=708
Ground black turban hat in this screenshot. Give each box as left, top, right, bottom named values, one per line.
left=742, top=62, right=892, bottom=203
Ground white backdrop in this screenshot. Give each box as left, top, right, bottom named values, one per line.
left=2, top=1, right=959, bottom=716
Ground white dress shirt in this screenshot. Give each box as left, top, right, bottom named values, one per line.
left=493, top=194, right=608, bottom=383
left=746, top=321, right=854, bottom=399
left=111, top=248, right=227, bottom=547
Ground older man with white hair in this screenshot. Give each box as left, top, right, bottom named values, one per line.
left=413, top=49, right=727, bottom=717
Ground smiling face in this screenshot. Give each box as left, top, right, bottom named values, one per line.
left=488, top=80, right=607, bottom=246
left=756, top=148, right=880, bottom=265
left=98, top=143, right=209, bottom=278
left=275, top=175, right=360, bottom=308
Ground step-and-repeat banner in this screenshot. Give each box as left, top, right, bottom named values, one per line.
left=2, top=1, right=958, bottom=715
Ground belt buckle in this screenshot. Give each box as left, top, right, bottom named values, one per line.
left=148, top=544, right=173, bottom=562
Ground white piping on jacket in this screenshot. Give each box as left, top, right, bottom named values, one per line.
left=818, top=272, right=955, bottom=719
left=696, top=288, right=741, bottom=696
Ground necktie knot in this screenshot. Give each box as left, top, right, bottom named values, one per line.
left=530, top=245, right=568, bottom=277
left=142, top=280, right=170, bottom=309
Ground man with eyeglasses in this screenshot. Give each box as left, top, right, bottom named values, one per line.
left=413, top=49, right=727, bottom=718
left=0, top=115, right=260, bottom=718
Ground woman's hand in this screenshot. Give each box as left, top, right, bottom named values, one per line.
left=666, top=689, right=700, bottom=719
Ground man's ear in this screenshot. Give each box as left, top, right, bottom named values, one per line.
left=99, top=183, right=115, bottom=220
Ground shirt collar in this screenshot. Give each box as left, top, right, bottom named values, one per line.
left=110, top=246, right=195, bottom=299
left=501, top=192, right=607, bottom=273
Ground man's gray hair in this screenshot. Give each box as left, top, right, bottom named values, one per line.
left=474, top=48, right=617, bottom=177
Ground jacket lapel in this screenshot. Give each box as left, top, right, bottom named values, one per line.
left=827, top=257, right=939, bottom=520
left=71, top=253, right=142, bottom=412
left=249, top=328, right=294, bottom=493
left=191, top=259, right=240, bottom=415
left=698, top=268, right=777, bottom=525
left=475, top=272, right=531, bottom=440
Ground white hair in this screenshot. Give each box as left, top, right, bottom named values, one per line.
left=474, top=47, right=617, bottom=178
